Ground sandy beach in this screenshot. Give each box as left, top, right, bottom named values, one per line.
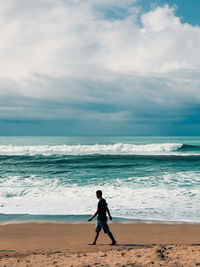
left=0, top=222, right=199, bottom=266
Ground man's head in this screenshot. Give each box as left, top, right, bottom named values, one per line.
left=96, top=190, right=102, bottom=199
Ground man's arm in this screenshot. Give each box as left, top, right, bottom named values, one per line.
left=88, top=210, right=98, bottom=221
left=106, top=207, right=112, bottom=220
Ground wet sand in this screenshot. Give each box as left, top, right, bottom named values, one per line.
left=0, top=222, right=199, bottom=266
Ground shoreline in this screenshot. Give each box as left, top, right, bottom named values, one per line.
left=0, top=213, right=200, bottom=225
left=0, top=222, right=199, bottom=266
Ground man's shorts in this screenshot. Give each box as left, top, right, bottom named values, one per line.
left=95, top=219, right=110, bottom=233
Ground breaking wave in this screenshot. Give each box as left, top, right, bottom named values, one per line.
left=0, top=143, right=192, bottom=156
left=0, top=173, right=199, bottom=222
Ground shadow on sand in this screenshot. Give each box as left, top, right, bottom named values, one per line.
left=100, top=244, right=154, bottom=248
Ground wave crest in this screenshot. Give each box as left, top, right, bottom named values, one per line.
left=0, top=143, right=183, bottom=155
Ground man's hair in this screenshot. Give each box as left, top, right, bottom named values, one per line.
left=96, top=190, right=102, bottom=197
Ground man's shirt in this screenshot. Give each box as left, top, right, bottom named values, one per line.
left=97, top=198, right=107, bottom=221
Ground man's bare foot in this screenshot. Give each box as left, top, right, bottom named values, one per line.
left=88, top=243, right=96, bottom=245
left=110, top=241, right=117, bottom=246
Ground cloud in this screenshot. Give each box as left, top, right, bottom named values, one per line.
left=0, top=0, right=200, bottom=134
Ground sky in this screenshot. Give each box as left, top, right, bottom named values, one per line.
left=0, top=0, right=200, bottom=136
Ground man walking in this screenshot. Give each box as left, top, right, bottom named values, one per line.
left=88, top=190, right=116, bottom=245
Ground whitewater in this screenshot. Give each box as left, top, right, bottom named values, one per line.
left=0, top=136, right=199, bottom=223
left=1, top=142, right=200, bottom=156
left=0, top=143, right=184, bottom=155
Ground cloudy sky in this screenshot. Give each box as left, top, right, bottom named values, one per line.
left=0, top=0, right=200, bottom=135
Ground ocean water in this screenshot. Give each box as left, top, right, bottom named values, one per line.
left=0, top=136, right=199, bottom=223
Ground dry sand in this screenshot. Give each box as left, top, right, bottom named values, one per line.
left=0, top=222, right=199, bottom=266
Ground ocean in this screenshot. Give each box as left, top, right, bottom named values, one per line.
left=0, top=136, right=199, bottom=223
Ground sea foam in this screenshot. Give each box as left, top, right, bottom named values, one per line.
left=0, top=172, right=199, bottom=222
left=0, top=143, right=184, bottom=155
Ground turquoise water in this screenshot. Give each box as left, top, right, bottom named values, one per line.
left=0, top=136, right=199, bottom=222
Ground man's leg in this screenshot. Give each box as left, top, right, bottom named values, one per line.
left=89, top=231, right=100, bottom=245
left=107, top=230, right=116, bottom=245
left=101, top=221, right=116, bottom=245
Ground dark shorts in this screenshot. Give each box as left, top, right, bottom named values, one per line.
left=95, top=219, right=110, bottom=233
